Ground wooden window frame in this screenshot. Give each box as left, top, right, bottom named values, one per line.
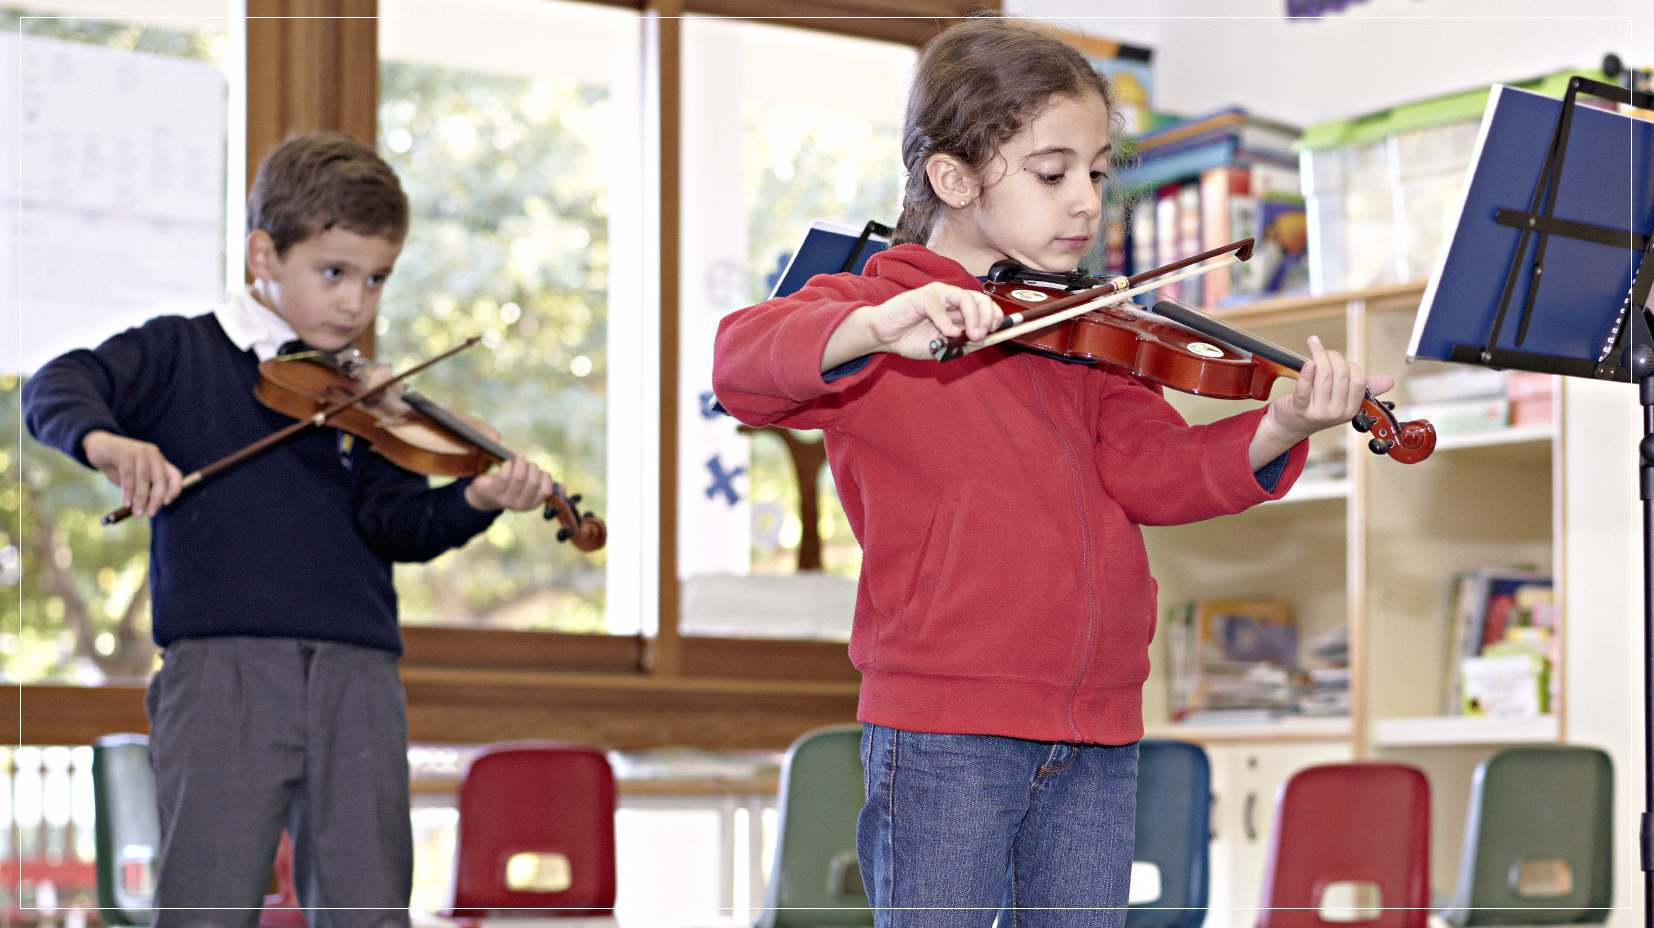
left=12, top=0, right=995, bottom=751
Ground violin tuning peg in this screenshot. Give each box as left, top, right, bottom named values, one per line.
left=570, top=494, right=582, bottom=505
left=1369, top=437, right=1395, bottom=455
left=1380, top=400, right=1396, bottom=410
left=1351, top=413, right=1373, bottom=433
left=557, top=528, right=572, bottom=542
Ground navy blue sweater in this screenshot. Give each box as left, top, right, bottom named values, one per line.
left=22, top=312, right=499, bottom=654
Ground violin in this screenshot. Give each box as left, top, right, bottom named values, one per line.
left=255, top=345, right=607, bottom=551
left=944, top=253, right=1436, bottom=464
left=100, top=339, right=609, bottom=551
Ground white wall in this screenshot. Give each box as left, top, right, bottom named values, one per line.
left=1007, top=0, right=1651, bottom=127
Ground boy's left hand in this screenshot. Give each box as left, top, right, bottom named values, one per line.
left=1249, top=336, right=1396, bottom=471
left=465, top=454, right=557, bottom=512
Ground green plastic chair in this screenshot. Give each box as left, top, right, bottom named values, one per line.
left=757, top=723, right=874, bottom=928
left=92, top=734, right=161, bottom=927
left=1439, top=745, right=1612, bottom=926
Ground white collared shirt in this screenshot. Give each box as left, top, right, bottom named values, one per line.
left=214, top=287, right=300, bottom=362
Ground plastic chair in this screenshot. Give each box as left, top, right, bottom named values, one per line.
left=1255, top=762, right=1431, bottom=928
left=92, top=735, right=162, bottom=927
left=441, top=740, right=618, bottom=920
left=1438, top=745, right=1612, bottom=926
left=756, top=724, right=872, bottom=928
left=90, top=733, right=308, bottom=927
left=1127, top=739, right=1211, bottom=928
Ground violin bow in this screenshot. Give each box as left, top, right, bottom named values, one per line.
left=932, top=239, right=1256, bottom=362
left=100, top=337, right=481, bottom=525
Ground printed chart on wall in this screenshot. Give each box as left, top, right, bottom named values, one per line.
left=1, top=33, right=227, bottom=374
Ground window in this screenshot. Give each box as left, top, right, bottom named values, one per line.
left=676, top=16, right=915, bottom=639
left=377, top=0, right=640, bottom=634
left=5, top=1, right=237, bottom=685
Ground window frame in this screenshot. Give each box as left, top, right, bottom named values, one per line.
left=12, top=0, right=996, bottom=752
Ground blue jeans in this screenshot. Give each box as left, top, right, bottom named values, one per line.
left=857, top=724, right=1138, bottom=928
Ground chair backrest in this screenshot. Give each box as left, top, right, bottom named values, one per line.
left=443, top=740, right=618, bottom=918
left=1255, top=762, right=1431, bottom=928
left=1439, top=745, right=1612, bottom=926
left=757, top=724, right=873, bottom=928
left=92, top=733, right=310, bottom=928
left=92, top=735, right=161, bottom=927
left=1127, top=739, right=1211, bottom=928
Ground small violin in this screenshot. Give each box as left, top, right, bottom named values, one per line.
left=256, top=345, right=607, bottom=551
left=960, top=261, right=1436, bottom=464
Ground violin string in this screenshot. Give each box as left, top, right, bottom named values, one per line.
left=973, top=255, right=1243, bottom=354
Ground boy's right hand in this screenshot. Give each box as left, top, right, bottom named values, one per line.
left=83, top=430, right=183, bottom=517
left=822, top=282, right=1002, bottom=371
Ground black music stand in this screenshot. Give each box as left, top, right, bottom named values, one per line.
left=1407, top=75, right=1653, bottom=925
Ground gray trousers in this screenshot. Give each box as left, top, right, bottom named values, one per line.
left=146, top=636, right=413, bottom=928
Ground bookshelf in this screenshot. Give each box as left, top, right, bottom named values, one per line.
left=1141, top=278, right=1570, bottom=750
left=1136, top=278, right=1619, bottom=923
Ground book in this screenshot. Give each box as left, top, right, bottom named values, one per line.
left=1440, top=568, right=1552, bottom=714
left=1169, top=600, right=1298, bottom=718
left=1252, top=197, right=1310, bottom=297
left=1201, top=165, right=1250, bottom=307
left=1154, top=184, right=1180, bottom=301
left=1133, top=107, right=1302, bottom=162
left=1129, top=198, right=1157, bottom=276
left=1099, top=199, right=1128, bottom=276
left=1176, top=182, right=1202, bottom=304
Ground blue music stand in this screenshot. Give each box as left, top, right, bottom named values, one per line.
left=769, top=219, right=892, bottom=299
left=1406, top=75, right=1653, bottom=928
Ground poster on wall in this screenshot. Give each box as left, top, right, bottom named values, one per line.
left=1, top=33, right=227, bottom=374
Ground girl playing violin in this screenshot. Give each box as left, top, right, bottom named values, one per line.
left=712, top=17, right=1392, bottom=927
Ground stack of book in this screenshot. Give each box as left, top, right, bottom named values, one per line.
left=1442, top=569, right=1556, bottom=718
left=1097, top=108, right=1308, bottom=307
left=1115, top=107, right=1301, bottom=193
left=1296, top=626, right=1351, bottom=716
left=1166, top=600, right=1302, bottom=723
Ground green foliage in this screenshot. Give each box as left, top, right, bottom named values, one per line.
left=1, top=11, right=217, bottom=683
left=377, top=62, right=609, bottom=630
left=3, top=376, right=158, bottom=685
left=740, top=103, right=899, bottom=578
left=3, top=11, right=228, bottom=63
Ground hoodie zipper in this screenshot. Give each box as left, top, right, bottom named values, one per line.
left=1021, top=353, right=1098, bottom=741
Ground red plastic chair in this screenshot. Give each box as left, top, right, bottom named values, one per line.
left=258, top=832, right=308, bottom=928
left=441, top=741, right=618, bottom=919
left=1255, top=763, right=1431, bottom=928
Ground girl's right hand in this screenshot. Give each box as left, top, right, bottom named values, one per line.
left=823, top=282, right=1003, bottom=370
left=83, top=430, right=183, bottom=517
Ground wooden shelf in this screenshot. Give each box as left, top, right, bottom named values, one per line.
left=1145, top=716, right=1352, bottom=744
left=1266, top=477, right=1350, bottom=504
left=1371, top=714, right=1558, bottom=747
left=1431, top=423, right=1555, bottom=452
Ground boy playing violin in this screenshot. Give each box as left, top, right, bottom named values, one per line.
left=23, top=132, right=554, bottom=928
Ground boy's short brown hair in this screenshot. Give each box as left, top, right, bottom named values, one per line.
left=246, top=131, right=409, bottom=255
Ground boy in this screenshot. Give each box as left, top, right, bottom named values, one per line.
left=24, top=132, right=555, bottom=928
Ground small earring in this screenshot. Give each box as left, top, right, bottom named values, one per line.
left=959, top=199, right=967, bottom=207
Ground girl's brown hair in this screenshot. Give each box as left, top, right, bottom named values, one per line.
left=247, top=131, right=410, bottom=255
left=893, top=17, right=1119, bottom=246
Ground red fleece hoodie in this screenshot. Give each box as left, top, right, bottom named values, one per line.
left=712, top=244, right=1306, bottom=744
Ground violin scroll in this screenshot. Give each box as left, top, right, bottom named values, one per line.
left=1354, top=397, right=1436, bottom=464
left=544, top=483, right=606, bottom=553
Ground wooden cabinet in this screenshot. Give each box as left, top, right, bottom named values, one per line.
left=1138, top=281, right=1642, bottom=924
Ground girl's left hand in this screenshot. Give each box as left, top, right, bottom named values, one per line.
left=1248, top=336, right=1396, bottom=470
left=466, top=453, right=557, bottom=512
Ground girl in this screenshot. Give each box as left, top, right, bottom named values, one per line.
left=713, top=17, right=1390, bottom=927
